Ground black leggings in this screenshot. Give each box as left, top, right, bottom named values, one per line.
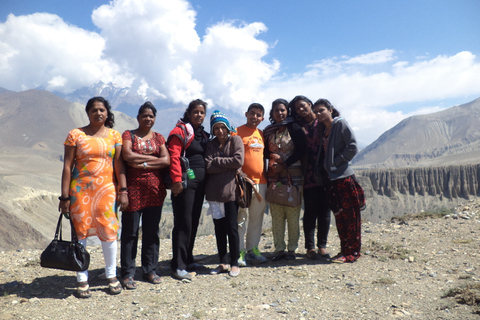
left=213, top=201, right=240, bottom=267
left=171, top=168, right=206, bottom=271
left=303, top=186, right=331, bottom=250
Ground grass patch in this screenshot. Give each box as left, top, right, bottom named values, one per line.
left=192, top=310, right=204, bottom=319
left=24, top=259, right=40, bottom=267
left=372, top=277, right=396, bottom=285
left=391, top=207, right=454, bottom=224
left=364, top=240, right=413, bottom=261
left=452, top=239, right=473, bottom=244
left=443, top=283, right=480, bottom=313
left=294, top=271, right=308, bottom=278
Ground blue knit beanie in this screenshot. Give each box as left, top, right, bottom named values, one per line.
left=210, top=110, right=236, bottom=133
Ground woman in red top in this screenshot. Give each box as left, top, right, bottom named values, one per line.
left=121, top=102, right=170, bottom=289
left=168, top=99, right=209, bottom=280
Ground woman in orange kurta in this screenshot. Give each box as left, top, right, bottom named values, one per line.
left=59, top=97, right=128, bottom=298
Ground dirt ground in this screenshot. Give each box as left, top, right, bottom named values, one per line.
left=1, top=205, right=479, bottom=319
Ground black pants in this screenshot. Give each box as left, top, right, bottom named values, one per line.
left=171, top=167, right=206, bottom=271
left=120, top=206, right=162, bottom=279
left=303, top=186, right=331, bottom=250
left=213, top=201, right=240, bottom=267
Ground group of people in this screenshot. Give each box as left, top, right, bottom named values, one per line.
left=58, top=95, right=365, bottom=298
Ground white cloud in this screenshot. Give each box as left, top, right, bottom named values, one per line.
left=194, top=21, right=279, bottom=109
left=344, top=49, right=396, bottom=65
left=0, top=1, right=480, bottom=146
left=91, top=0, right=204, bottom=103
left=0, top=13, right=120, bottom=93
left=262, top=50, right=480, bottom=144
left=0, top=0, right=279, bottom=106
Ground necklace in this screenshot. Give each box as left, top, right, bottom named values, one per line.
left=85, top=125, right=106, bottom=137
left=275, top=128, right=287, bottom=149
left=138, top=136, right=154, bottom=154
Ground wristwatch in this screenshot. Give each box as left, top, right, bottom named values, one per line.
left=143, top=162, right=147, bottom=169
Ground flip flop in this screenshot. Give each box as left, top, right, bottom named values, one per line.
left=107, top=278, right=122, bottom=295
left=76, top=282, right=92, bottom=299
left=210, top=264, right=230, bottom=275
left=331, top=255, right=346, bottom=263
left=122, top=277, right=137, bottom=290
left=143, top=273, right=161, bottom=284
left=229, top=266, right=240, bottom=277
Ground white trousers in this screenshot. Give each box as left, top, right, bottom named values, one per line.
left=237, top=183, right=267, bottom=251
left=77, top=239, right=117, bottom=283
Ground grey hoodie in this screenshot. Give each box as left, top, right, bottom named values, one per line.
left=318, top=117, right=357, bottom=181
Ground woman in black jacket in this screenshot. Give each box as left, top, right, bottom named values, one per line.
left=263, top=98, right=306, bottom=261
left=289, top=95, right=331, bottom=260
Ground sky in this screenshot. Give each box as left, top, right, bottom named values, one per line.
left=1, top=0, right=480, bottom=146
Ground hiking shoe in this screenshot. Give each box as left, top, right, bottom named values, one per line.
left=238, top=250, right=247, bottom=267
left=247, top=246, right=267, bottom=264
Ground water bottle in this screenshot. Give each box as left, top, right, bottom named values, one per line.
left=187, top=168, right=195, bottom=180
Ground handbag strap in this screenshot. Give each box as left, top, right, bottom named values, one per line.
left=54, top=213, right=80, bottom=243
left=272, top=169, right=294, bottom=186
left=68, top=215, right=80, bottom=242
left=53, top=213, right=63, bottom=241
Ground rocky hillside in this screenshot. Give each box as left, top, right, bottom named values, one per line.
left=356, top=164, right=480, bottom=222
left=0, top=89, right=137, bottom=251
left=353, top=97, right=480, bottom=168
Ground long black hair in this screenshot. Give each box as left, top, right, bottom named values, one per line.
left=313, top=98, right=340, bottom=118
left=269, top=98, right=289, bottom=124
left=138, top=101, right=157, bottom=117
left=85, top=97, right=115, bottom=128
left=181, top=99, right=208, bottom=123
left=288, top=95, right=313, bottom=121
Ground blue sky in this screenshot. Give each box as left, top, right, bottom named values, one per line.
left=1, top=0, right=480, bottom=145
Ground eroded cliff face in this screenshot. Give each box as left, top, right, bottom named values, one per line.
left=356, top=165, right=480, bottom=222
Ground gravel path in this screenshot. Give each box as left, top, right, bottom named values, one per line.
left=1, top=206, right=479, bottom=319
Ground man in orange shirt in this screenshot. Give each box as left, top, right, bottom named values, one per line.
left=237, top=103, right=268, bottom=266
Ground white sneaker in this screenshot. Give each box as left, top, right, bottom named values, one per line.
left=238, top=250, right=247, bottom=267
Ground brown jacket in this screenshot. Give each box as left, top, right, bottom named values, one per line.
left=205, top=135, right=244, bottom=202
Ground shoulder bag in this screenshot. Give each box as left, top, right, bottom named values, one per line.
left=265, top=172, right=302, bottom=207
left=236, top=169, right=258, bottom=208
left=40, top=213, right=90, bottom=271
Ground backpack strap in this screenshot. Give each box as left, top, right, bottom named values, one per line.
left=167, top=124, right=188, bottom=156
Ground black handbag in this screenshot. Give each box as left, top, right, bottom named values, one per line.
left=40, top=213, right=90, bottom=272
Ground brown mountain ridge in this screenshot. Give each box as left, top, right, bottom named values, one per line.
left=353, top=97, right=480, bottom=168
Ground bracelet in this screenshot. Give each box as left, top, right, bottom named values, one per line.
left=119, top=187, right=127, bottom=192
left=119, top=191, right=128, bottom=195
left=58, top=196, right=71, bottom=201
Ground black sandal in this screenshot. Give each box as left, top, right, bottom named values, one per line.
left=122, top=277, right=137, bottom=290
left=143, top=273, right=161, bottom=284
left=76, top=282, right=92, bottom=298
left=107, top=278, right=122, bottom=295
